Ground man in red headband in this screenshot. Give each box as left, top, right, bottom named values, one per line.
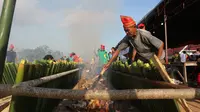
left=103, top=15, right=164, bottom=70
left=138, top=23, right=145, bottom=29
left=6, top=44, right=17, bottom=63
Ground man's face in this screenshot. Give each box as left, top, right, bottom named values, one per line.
left=124, top=24, right=137, bottom=37
left=111, top=48, right=115, bottom=52
left=111, top=48, right=115, bottom=54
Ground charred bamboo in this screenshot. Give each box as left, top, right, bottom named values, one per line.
left=0, top=84, right=199, bottom=100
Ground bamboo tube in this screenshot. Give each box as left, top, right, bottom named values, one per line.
left=0, top=0, right=17, bottom=82
left=0, top=85, right=200, bottom=100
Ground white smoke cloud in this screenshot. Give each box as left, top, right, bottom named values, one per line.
left=60, top=0, right=123, bottom=61
left=0, top=0, right=123, bottom=61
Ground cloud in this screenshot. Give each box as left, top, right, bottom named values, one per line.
left=0, top=0, right=54, bottom=26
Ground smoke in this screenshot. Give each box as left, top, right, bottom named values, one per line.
left=61, top=0, right=122, bottom=61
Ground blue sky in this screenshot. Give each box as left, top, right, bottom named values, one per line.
left=0, top=0, right=161, bottom=59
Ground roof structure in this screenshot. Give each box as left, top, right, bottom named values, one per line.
left=137, top=0, right=200, bottom=48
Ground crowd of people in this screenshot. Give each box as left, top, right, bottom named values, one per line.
left=171, top=48, right=200, bottom=63
left=43, top=52, right=83, bottom=63
left=5, top=44, right=83, bottom=63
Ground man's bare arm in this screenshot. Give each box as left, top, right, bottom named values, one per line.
left=157, top=42, right=164, bottom=59
left=131, top=49, right=137, bottom=61
left=107, top=50, right=120, bottom=65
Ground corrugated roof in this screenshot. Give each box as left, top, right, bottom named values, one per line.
left=137, top=0, right=164, bottom=25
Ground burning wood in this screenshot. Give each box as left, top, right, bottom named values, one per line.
left=55, top=68, right=141, bottom=112
left=83, top=76, right=112, bottom=111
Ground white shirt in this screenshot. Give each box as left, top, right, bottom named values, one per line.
left=180, top=53, right=187, bottom=62
left=119, top=47, right=129, bottom=62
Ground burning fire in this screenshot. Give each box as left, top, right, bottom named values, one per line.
left=87, top=99, right=110, bottom=112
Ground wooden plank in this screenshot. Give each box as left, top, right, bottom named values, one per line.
left=169, top=61, right=197, bottom=67
left=0, top=96, right=11, bottom=103
left=0, top=96, right=11, bottom=112
left=185, top=62, right=197, bottom=66
left=183, top=63, right=188, bottom=83
left=1, top=104, right=10, bottom=112
left=151, top=55, right=173, bottom=83
left=151, top=55, right=192, bottom=112
left=187, top=99, right=200, bottom=112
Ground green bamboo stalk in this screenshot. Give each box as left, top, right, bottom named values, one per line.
left=8, top=63, right=17, bottom=84
left=7, top=61, right=79, bottom=112
left=20, top=64, right=38, bottom=112
left=40, top=61, right=54, bottom=112
left=4, top=63, right=13, bottom=83
left=9, top=60, right=27, bottom=112
left=35, top=63, right=44, bottom=112
left=6, top=63, right=15, bottom=83
left=2, top=66, right=9, bottom=84
left=0, top=0, right=17, bottom=82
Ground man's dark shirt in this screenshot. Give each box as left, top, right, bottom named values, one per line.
left=6, top=50, right=16, bottom=63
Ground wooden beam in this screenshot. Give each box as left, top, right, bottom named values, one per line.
left=0, top=85, right=199, bottom=100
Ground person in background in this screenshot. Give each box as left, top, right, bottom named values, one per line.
left=43, top=54, right=55, bottom=62
left=108, top=52, right=112, bottom=60
left=69, top=52, right=75, bottom=61
left=111, top=47, right=116, bottom=55
left=79, top=57, right=83, bottom=63
left=108, top=47, right=117, bottom=60
left=73, top=54, right=80, bottom=62
left=194, top=48, right=200, bottom=55
left=96, top=45, right=109, bottom=75
left=118, top=47, right=129, bottom=62
left=171, top=52, right=180, bottom=62
left=60, top=56, right=67, bottom=60
left=138, top=23, right=145, bottom=30
left=180, top=51, right=188, bottom=63
left=6, top=44, right=17, bottom=63
left=193, top=48, right=200, bottom=61
left=69, top=52, right=80, bottom=62
left=66, top=57, right=70, bottom=62
left=103, top=15, right=164, bottom=71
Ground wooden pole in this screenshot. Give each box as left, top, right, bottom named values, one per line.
left=0, top=85, right=199, bottom=100
left=164, top=0, right=169, bottom=64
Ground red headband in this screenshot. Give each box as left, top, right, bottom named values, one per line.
left=138, top=23, right=145, bottom=28
left=120, top=15, right=136, bottom=27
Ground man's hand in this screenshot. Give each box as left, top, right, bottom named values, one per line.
left=101, top=49, right=120, bottom=73
left=102, top=63, right=111, bottom=72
